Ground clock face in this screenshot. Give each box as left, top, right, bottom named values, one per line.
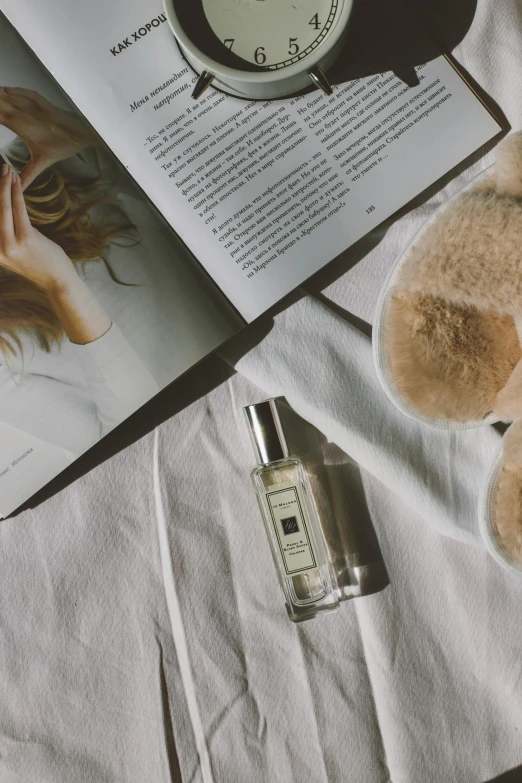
left=201, top=0, right=343, bottom=70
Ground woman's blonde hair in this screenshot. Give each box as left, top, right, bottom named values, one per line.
left=0, top=166, right=136, bottom=359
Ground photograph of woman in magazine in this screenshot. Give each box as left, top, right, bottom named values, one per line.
left=0, top=87, right=159, bottom=456
left=0, top=86, right=236, bottom=459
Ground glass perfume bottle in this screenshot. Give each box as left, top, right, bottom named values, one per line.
left=245, top=399, right=339, bottom=623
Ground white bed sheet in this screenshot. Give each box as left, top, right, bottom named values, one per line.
left=2, top=1, right=522, bottom=781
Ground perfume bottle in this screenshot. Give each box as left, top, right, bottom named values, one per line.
left=245, top=399, right=339, bottom=623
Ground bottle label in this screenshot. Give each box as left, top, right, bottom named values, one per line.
left=266, top=482, right=317, bottom=576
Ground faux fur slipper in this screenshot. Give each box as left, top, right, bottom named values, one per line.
left=374, top=132, right=522, bottom=428
left=374, top=132, right=522, bottom=573
left=481, top=422, right=522, bottom=576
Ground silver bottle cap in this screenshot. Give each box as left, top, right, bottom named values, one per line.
left=244, top=398, right=289, bottom=465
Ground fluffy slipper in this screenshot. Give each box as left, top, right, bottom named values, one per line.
left=482, top=421, right=522, bottom=574
left=374, top=131, right=522, bottom=427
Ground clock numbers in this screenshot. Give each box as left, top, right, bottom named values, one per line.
left=204, top=0, right=339, bottom=70
left=288, top=37, right=300, bottom=56
left=255, top=46, right=267, bottom=64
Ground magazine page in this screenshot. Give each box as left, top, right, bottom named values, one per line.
left=0, top=15, right=242, bottom=518
left=0, top=0, right=502, bottom=321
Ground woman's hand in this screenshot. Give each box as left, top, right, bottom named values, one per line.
left=0, top=164, right=77, bottom=291
left=0, top=164, right=111, bottom=344
left=0, top=87, right=99, bottom=190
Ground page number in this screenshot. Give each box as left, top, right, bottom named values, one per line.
left=366, top=205, right=375, bottom=214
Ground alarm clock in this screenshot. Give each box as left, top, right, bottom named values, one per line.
left=163, top=0, right=354, bottom=101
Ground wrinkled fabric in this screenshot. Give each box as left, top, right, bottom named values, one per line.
left=2, top=1, right=522, bottom=782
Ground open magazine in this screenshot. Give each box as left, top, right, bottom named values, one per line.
left=0, top=1, right=503, bottom=516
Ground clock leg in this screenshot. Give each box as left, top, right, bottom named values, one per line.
left=308, top=67, right=333, bottom=97
left=191, top=71, right=215, bottom=100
